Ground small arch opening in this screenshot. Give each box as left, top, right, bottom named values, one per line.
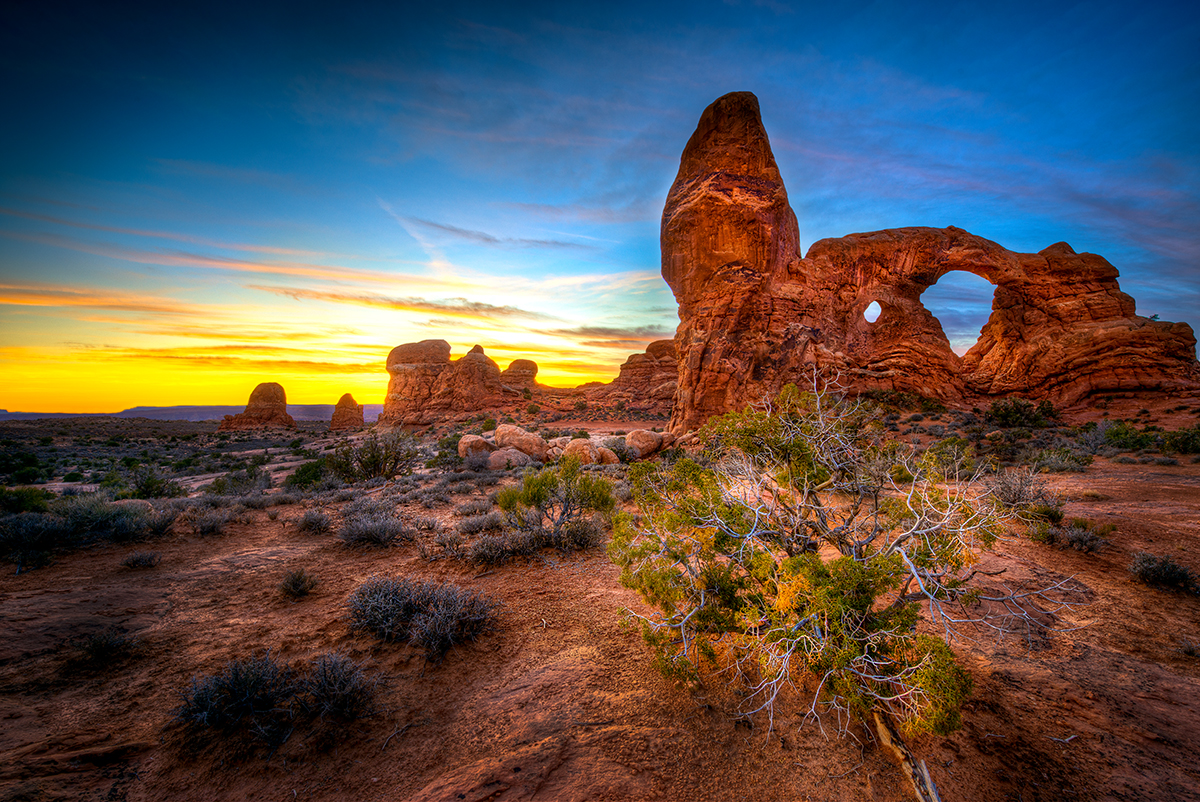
left=863, top=301, right=882, bottom=323
left=920, top=271, right=996, bottom=355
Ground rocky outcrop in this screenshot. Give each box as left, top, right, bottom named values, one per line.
left=500, top=359, right=539, bottom=391
left=663, top=91, right=1200, bottom=432
left=217, top=383, right=296, bottom=431
left=379, top=342, right=525, bottom=427
left=585, top=340, right=678, bottom=416
left=330, top=393, right=364, bottom=431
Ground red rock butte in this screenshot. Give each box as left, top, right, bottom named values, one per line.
left=378, top=341, right=541, bottom=427
left=662, top=91, right=1200, bottom=432
left=217, top=382, right=296, bottom=431
left=330, top=392, right=364, bottom=431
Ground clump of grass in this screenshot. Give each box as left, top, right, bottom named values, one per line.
left=456, top=511, right=503, bottom=535
left=194, top=508, right=236, bottom=537
left=279, top=568, right=318, bottom=599
left=122, top=551, right=161, bottom=569
left=1031, top=523, right=1110, bottom=553
left=347, top=576, right=495, bottom=659
left=297, top=509, right=332, bottom=535
left=454, top=498, right=493, bottom=517
left=1129, top=552, right=1197, bottom=592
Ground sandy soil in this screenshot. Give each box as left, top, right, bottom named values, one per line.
left=2, top=432, right=1199, bottom=801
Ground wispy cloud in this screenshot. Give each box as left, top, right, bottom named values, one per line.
left=0, top=283, right=205, bottom=315
left=0, top=229, right=470, bottom=289
left=403, top=216, right=597, bottom=251
left=249, top=285, right=560, bottom=322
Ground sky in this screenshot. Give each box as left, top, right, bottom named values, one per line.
left=1, top=0, right=1197, bottom=412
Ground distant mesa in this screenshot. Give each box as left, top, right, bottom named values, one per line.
left=585, top=340, right=677, bottom=417
left=661, top=91, right=1200, bottom=432
left=378, top=341, right=540, bottom=427
left=329, top=393, right=364, bottom=431
left=217, top=382, right=297, bottom=431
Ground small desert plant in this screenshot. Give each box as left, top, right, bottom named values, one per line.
left=1031, top=522, right=1110, bottom=553
left=194, top=508, right=235, bottom=537
left=1129, top=552, right=1197, bottom=592
left=285, top=458, right=327, bottom=489
left=280, top=568, right=319, bottom=598
left=434, top=528, right=465, bottom=557
left=1162, top=425, right=1200, bottom=454
left=297, top=509, right=332, bottom=535
left=338, top=499, right=409, bottom=546
left=456, top=511, right=504, bottom=535
left=0, top=486, right=51, bottom=514
left=347, top=576, right=496, bottom=659
left=494, top=456, right=614, bottom=544
left=174, top=653, right=298, bottom=745
left=454, top=498, right=493, bottom=517
left=985, top=397, right=1057, bottom=428
left=122, top=550, right=161, bottom=569
left=1022, top=447, right=1091, bottom=473
left=1103, top=421, right=1156, bottom=451
left=301, top=653, right=376, bottom=720
left=327, top=432, right=421, bottom=482
left=205, top=464, right=272, bottom=496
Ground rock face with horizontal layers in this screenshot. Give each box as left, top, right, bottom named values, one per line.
left=329, top=393, right=364, bottom=431
left=217, top=382, right=296, bottom=431
left=379, top=341, right=524, bottom=427
left=500, top=359, right=539, bottom=391
left=585, top=340, right=678, bottom=416
left=663, top=91, right=1200, bottom=432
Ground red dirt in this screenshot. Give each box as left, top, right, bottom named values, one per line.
left=2, top=455, right=1199, bottom=801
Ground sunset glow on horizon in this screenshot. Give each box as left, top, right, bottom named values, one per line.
left=2, top=1, right=1198, bottom=413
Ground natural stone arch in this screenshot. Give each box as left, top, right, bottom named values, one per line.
left=660, top=92, right=1198, bottom=432
left=918, top=270, right=998, bottom=357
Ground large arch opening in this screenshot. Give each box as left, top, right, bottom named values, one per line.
left=920, top=271, right=996, bottom=356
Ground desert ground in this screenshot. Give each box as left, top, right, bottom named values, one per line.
left=1, top=395, right=1199, bottom=802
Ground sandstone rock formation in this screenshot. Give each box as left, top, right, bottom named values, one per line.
left=217, top=382, right=296, bottom=431
left=663, top=91, right=1200, bottom=432
left=625, top=429, right=664, bottom=459
left=379, top=341, right=532, bottom=427
left=585, top=341, right=678, bottom=416
left=561, top=439, right=599, bottom=465
left=494, top=424, right=549, bottom=462
left=500, top=359, right=539, bottom=391
left=458, top=434, right=497, bottom=460
left=329, top=393, right=364, bottom=431
left=488, top=448, right=532, bottom=470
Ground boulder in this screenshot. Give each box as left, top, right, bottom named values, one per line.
left=561, top=439, right=599, bottom=465
left=217, top=382, right=296, bottom=431
left=597, top=446, right=620, bottom=465
left=487, top=448, right=532, bottom=470
left=458, top=434, right=498, bottom=459
left=625, top=429, right=663, bottom=459
left=661, top=91, right=1200, bottom=432
left=330, top=393, right=364, bottom=431
left=494, top=424, right=549, bottom=461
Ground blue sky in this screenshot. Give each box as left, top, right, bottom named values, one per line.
left=1, top=0, right=1197, bottom=410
